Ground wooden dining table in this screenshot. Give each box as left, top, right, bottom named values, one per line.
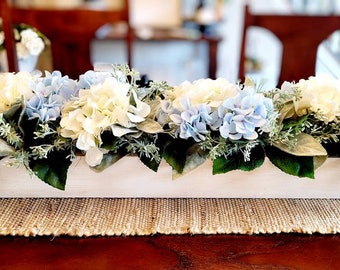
left=1, top=233, right=340, bottom=269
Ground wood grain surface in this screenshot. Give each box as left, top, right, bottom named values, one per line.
left=1, top=234, right=340, bottom=269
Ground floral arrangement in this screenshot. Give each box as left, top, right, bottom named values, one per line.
left=0, top=64, right=339, bottom=190
left=0, top=20, right=46, bottom=60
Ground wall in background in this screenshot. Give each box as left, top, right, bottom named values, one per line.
left=13, top=0, right=340, bottom=87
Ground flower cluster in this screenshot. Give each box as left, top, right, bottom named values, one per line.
left=282, top=74, right=340, bottom=123
left=0, top=21, right=46, bottom=59
left=60, top=69, right=162, bottom=167
left=159, top=78, right=276, bottom=168
left=0, top=65, right=339, bottom=190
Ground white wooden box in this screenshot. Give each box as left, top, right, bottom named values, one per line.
left=0, top=157, right=339, bottom=198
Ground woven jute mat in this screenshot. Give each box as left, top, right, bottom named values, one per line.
left=1, top=198, right=340, bottom=237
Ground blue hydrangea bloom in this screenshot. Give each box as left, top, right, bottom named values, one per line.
left=25, top=71, right=78, bottom=122
left=169, top=97, right=215, bottom=142
left=157, top=100, right=173, bottom=126
left=217, top=87, right=274, bottom=140
left=77, top=70, right=113, bottom=89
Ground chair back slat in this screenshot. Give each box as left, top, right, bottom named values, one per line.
left=239, top=5, right=340, bottom=85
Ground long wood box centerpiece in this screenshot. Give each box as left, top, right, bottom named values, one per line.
left=0, top=156, right=339, bottom=198
left=0, top=65, right=339, bottom=198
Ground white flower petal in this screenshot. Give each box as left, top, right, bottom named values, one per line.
left=85, top=147, right=104, bottom=167
left=111, top=124, right=137, bottom=137
left=127, top=112, right=145, bottom=123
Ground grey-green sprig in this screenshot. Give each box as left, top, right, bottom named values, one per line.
left=0, top=113, right=22, bottom=148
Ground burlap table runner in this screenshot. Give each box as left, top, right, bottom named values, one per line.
left=1, top=198, right=340, bottom=237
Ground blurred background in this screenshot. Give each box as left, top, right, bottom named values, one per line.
left=7, top=0, right=340, bottom=89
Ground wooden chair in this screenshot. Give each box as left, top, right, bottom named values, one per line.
left=0, top=0, right=133, bottom=78
left=239, top=4, right=340, bottom=85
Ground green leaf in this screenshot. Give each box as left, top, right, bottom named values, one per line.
left=272, top=133, right=328, bottom=171
left=138, top=133, right=173, bottom=173
left=92, top=151, right=126, bottom=172
left=162, top=138, right=196, bottom=174
left=273, top=133, right=327, bottom=157
left=172, top=146, right=207, bottom=179
left=323, top=141, right=340, bottom=157
left=100, top=131, right=120, bottom=151
left=213, top=145, right=265, bottom=175
left=266, top=145, right=315, bottom=179
left=18, top=116, right=40, bottom=148
left=29, top=150, right=72, bottom=190
left=136, top=118, right=163, bottom=134
left=282, top=114, right=308, bottom=130
left=139, top=154, right=160, bottom=172
left=3, top=101, right=23, bottom=122
left=278, top=103, right=295, bottom=124
left=213, top=155, right=239, bottom=174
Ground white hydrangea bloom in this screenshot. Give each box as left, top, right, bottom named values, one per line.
left=295, top=74, right=340, bottom=122
left=166, top=78, right=238, bottom=110
left=60, top=77, right=152, bottom=153
left=0, top=72, right=35, bottom=112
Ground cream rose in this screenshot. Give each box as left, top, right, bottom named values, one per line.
left=19, top=29, right=45, bottom=57
left=16, top=42, right=30, bottom=59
